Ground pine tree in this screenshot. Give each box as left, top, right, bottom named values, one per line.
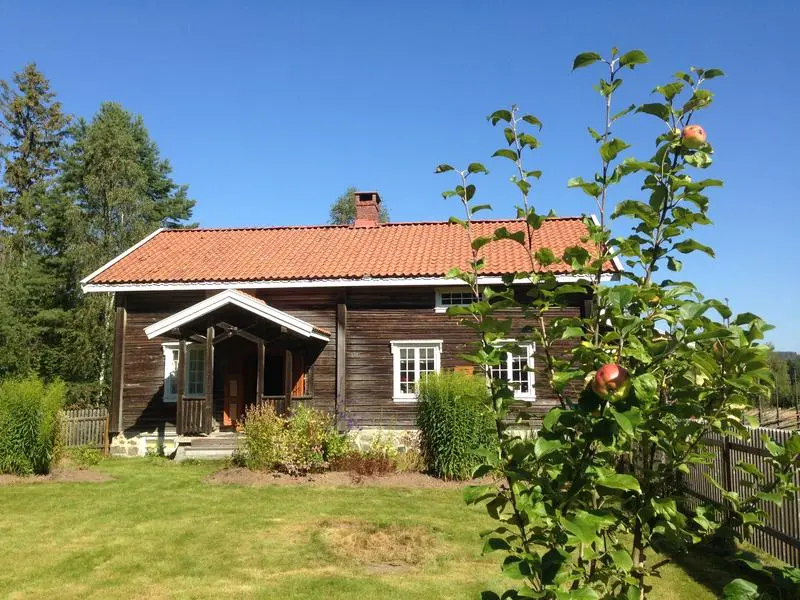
left=60, top=102, right=196, bottom=401
left=0, top=64, right=71, bottom=379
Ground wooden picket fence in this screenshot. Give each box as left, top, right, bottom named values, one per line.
left=683, top=427, right=800, bottom=566
left=60, top=407, right=109, bottom=454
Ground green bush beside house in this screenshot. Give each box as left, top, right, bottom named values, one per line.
left=417, top=371, right=496, bottom=480
left=0, top=376, right=65, bottom=475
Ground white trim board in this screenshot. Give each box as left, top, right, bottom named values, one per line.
left=144, top=289, right=330, bottom=342
left=80, top=228, right=165, bottom=285
left=84, top=273, right=618, bottom=293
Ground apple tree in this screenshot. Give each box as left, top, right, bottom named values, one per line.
left=437, top=49, right=800, bottom=599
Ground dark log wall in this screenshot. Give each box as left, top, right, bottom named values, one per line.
left=254, top=289, right=338, bottom=415
left=120, top=291, right=206, bottom=431
left=114, top=286, right=582, bottom=432
left=345, top=287, right=581, bottom=427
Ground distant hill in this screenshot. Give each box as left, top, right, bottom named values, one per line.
left=775, top=351, right=799, bottom=361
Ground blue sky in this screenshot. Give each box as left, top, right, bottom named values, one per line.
left=1, top=1, right=798, bottom=349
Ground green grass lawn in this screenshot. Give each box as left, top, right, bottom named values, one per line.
left=0, top=459, right=742, bottom=599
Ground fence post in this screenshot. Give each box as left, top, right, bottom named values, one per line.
left=103, top=411, right=111, bottom=456
left=722, top=435, right=733, bottom=519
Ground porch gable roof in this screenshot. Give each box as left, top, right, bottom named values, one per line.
left=143, top=289, right=331, bottom=342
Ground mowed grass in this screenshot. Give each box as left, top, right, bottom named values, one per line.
left=0, top=459, right=734, bottom=599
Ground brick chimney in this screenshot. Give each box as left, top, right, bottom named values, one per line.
left=353, top=191, right=382, bottom=228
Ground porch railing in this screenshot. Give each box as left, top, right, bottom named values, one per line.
left=182, top=398, right=206, bottom=435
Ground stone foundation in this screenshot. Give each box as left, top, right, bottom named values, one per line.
left=347, top=428, right=421, bottom=453
left=110, top=429, right=180, bottom=458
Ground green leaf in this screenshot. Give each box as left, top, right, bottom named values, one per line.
left=638, top=103, right=671, bottom=121
left=600, top=138, right=630, bottom=162
left=468, top=162, right=488, bottom=174
left=534, top=437, right=563, bottom=458
left=561, top=326, right=584, bottom=339
left=470, top=204, right=492, bottom=215
left=735, top=462, right=765, bottom=480
left=722, top=579, right=759, bottom=600
left=610, top=407, right=634, bottom=436
left=703, top=68, right=725, bottom=79
left=611, top=104, right=636, bottom=122
left=587, top=127, right=603, bottom=142
left=542, top=408, right=562, bottom=431
left=522, top=114, right=543, bottom=130
left=597, top=473, right=641, bottom=493
left=653, top=81, right=685, bottom=101
left=610, top=549, right=633, bottom=572
left=482, top=536, right=511, bottom=553
left=435, top=164, right=454, bottom=173
left=619, top=50, right=648, bottom=68
left=562, top=513, right=601, bottom=544
left=567, top=176, right=601, bottom=198
left=487, top=110, right=512, bottom=125
left=463, top=485, right=497, bottom=504
left=492, top=148, right=518, bottom=161
left=673, top=239, right=715, bottom=257
left=518, top=133, right=539, bottom=149
left=573, top=52, right=602, bottom=70
left=535, top=247, right=557, bottom=266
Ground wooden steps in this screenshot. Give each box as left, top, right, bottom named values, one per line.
left=174, top=433, right=241, bottom=460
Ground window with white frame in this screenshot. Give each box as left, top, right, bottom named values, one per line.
left=162, top=343, right=206, bottom=403
left=434, top=287, right=482, bottom=313
left=489, top=341, right=535, bottom=400
left=390, top=340, right=442, bottom=402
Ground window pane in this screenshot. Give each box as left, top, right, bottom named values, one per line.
left=400, top=347, right=415, bottom=394
left=490, top=346, right=533, bottom=396
left=511, top=354, right=528, bottom=393
left=395, top=343, right=439, bottom=397
left=489, top=351, right=509, bottom=381
left=441, top=291, right=482, bottom=306
left=167, top=350, right=178, bottom=395
left=187, top=347, right=205, bottom=395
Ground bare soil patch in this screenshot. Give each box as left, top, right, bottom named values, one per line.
left=319, top=519, right=444, bottom=570
left=0, top=466, right=112, bottom=485
left=206, top=466, right=494, bottom=489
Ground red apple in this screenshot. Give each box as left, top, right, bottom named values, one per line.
left=682, top=125, right=707, bottom=149
left=591, top=364, right=632, bottom=402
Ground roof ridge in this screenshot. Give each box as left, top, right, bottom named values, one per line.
left=161, top=216, right=587, bottom=233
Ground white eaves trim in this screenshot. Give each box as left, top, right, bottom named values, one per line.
left=83, top=273, right=616, bottom=293
left=80, top=228, right=165, bottom=285
left=143, top=289, right=330, bottom=342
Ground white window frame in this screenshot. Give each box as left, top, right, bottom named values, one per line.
left=390, top=340, right=443, bottom=402
left=162, top=342, right=206, bottom=403
left=434, top=287, right=483, bottom=313
left=489, top=340, right=536, bottom=401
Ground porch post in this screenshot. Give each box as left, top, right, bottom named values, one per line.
left=204, top=325, right=215, bottom=434
left=176, top=339, right=186, bottom=435
left=256, top=340, right=265, bottom=405
left=336, top=302, right=347, bottom=421
left=110, top=297, right=127, bottom=434
left=283, top=348, right=293, bottom=414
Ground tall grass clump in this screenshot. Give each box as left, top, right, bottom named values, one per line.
left=417, top=371, right=496, bottom=480
left=0, top=377, right=65, bottom=475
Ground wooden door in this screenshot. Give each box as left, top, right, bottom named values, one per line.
left=223, top=373, right=243, bottom=427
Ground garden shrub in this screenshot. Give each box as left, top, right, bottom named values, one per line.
left=66, top=445, right=103, bottom=469
left=234, top=403, right=349, bottom=474
left=416, top=371, right=495, bottom=480
left=0, top=376, right=65, bottom=475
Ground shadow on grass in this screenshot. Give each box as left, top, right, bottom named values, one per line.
left=663, top=540, right=799, bottom=600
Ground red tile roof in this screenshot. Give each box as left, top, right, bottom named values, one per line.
left=86, top=218, right=613, bottom=285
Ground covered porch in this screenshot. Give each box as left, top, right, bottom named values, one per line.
left=144, top=289, right=330, bottom=435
